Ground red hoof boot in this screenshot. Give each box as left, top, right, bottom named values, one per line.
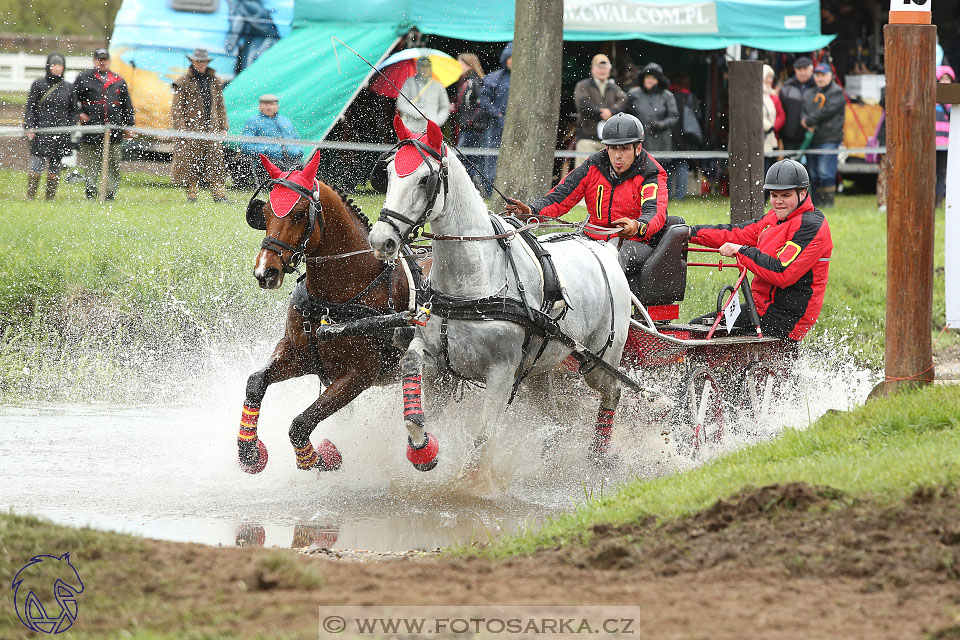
left=240, top=439, right=269, bottom=474
left=315, top=439, right=342, bottom=471
left=407, top=433, right=439, bottom=472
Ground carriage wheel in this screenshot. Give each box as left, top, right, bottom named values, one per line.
left=675, top=366, right=723, bottom=457
left=740, top=362, right=780, bottom=429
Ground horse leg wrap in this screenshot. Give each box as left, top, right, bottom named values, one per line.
left=402, top=374, right=425, bottom=427
left=592, top=407, right=616, bottom=455
left=238, top=403, right=268, bottom=473
left=294, top=442, right=319, bottom=470
left=294, top=440, right=342, bottom=471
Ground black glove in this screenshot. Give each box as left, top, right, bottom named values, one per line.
left=686, top=225, right=700, bottom=239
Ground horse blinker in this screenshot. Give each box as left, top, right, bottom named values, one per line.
left=246, top=199, right=267, bottom=230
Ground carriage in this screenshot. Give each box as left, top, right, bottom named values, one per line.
left=604, top=216, right=795, bottom=457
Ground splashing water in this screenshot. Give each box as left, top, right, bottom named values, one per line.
left=1, top=321, right=877, bottom=551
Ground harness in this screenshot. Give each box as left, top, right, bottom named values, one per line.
left=374, top=137, right=449, bottom=243
left=246, top=174, right=322, bottom=274
left=373, top=139, right=641, bottom=396
left=246, top=174, right=426, bottom=381
left=291, top=252, right=424, bottom=381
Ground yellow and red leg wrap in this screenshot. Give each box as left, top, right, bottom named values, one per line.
left=238, top=404, right=260, bottom=443
left=294, top=443, right=319, bottom=470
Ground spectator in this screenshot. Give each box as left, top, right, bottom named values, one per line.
left=478, top=42, right=512, bottom=197
left=667, top=72, right=704, bottom=201
left=171, top=48, right=230, bottom=203
left=397, top=57, right=450, bottom=133
left=800, top=63, right=845, bottom=208
left=572, top=53, right=627, bottom=167
left=451, top=53, right=487, bottom=190
left=779, top=56, right=815, bottom=154
left=23, top=52, right=77, bottom=201
left=935, top=65, right=954, bottom=209
left=762, top=64, right=786, bottom=173
left=876, top=87, right=886, bottom=213
left=626, top=62, right=678, bottom=188
left=238, top=94, right=304, bottom=184
left=72, top=48, right=135, bottom=201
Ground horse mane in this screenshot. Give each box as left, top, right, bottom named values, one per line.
left=327, top=183, right=372, bottom=232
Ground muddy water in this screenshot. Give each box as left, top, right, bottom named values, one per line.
left=0, top=345, right=877, bottom=552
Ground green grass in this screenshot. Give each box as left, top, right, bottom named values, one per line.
left=460, top=382, right=960, bottom=558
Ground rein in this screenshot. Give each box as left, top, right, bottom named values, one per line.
left=421, top=221, right=537, bottom=242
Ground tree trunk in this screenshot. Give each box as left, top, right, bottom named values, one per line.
left=727, top=61, right=765, bottom=224
left=494, top=0, right=563, bottom=203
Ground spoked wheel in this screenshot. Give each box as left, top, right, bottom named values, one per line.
left=674, top=366, right=723, bottom=457
left=739, top=362, right=781, bottom=430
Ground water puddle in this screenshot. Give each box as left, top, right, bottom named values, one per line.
left=1, top=343, right=877, bottom=552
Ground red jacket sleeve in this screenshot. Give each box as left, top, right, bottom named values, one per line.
left=530, top=161, right=590, bottom=219
left=635, top=157, right=668, bottom=240
left=737, top=209, right=832, bottom=288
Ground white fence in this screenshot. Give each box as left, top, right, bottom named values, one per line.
left=0, top=52, right=89, bottom=92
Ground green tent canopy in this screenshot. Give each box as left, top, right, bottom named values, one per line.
left=224, top=24, right=400, bottom=141
left=226, top=0, right=834, bottom=142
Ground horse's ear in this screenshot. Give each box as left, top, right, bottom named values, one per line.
left=393, top=114, right=413, bottom=141
left=425, top=120, right=443, bottom=153
left=303, top=149, right=321, bottom=182
left=259, top=154, right=282, bottom=179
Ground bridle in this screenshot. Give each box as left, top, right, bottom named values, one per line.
left=246, top=174, right=323, bottom=274
left=373, top=138, right=448, bottom=244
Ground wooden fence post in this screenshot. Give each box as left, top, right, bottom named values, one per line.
left=98, top=128, right=111, bottom=203
left=727, top=60, right=764, bottom=224
left=873, top=22, right=937, bottom=396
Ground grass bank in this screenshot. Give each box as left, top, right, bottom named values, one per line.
left=466, top=382, right=960, bottom=558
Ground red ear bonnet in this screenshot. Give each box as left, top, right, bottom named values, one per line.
left=392, top=117, right=446, bottom=178
left=265, top=149, right=321, bottom=218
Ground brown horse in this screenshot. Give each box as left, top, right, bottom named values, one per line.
left=237, top=150, right=427, bottom=474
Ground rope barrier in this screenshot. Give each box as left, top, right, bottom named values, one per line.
left=1, top=124, right=924, bottom=160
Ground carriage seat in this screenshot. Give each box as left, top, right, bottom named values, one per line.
left=630, top=215, right=688, bottom=306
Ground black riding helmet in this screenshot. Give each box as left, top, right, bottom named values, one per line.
left=601, top=113, right=644, bottom=145
left=763, top=159, right=810, bottom=190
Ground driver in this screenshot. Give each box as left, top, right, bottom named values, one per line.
left=504, top=112, right=668, bottom=283
left=687, top=159, right=832, bottom=341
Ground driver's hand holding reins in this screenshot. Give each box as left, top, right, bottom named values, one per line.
left=504, top=198, right=640, bottom=244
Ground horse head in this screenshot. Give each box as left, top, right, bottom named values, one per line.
left=249, top=150, right=323, bottom=289
left=369, top=115, right=448, bottom=261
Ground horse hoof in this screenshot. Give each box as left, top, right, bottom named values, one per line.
left=314, top=439, right=342, bottom=471
left=240, top=440, right=269, bottom=474
left=407, top=433, right=439, bottom=472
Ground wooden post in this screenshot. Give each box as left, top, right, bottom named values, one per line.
left=98, top=128, right=111, bottom=203
left=873, top=23, right=937, bottom=396
left=727, top=61, right=764, bottom=224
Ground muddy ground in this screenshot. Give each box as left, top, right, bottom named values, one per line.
left=33, top=483, right=958, bottom=639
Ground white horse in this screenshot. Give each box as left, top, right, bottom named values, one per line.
left=368, top=116, right=633, bottom=471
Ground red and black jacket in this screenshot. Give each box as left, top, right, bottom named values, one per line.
left=691, top=196, right=832, bottom=341
left=528, top=148, right=668, bottom=242
left=72, top=69, right=135, bottom=143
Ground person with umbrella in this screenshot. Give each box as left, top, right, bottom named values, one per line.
left=397, top=57, right=450, bottom=133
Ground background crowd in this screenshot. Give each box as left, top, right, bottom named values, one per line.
left=22, top=39, right=955, bottom=210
